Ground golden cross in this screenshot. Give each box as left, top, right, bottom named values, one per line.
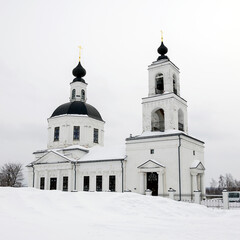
left=78, top=45, right=82, bottom=61
left=161, top=30, right=163, bottom=42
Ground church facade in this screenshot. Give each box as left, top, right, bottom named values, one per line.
left=27, top=39, right=205, bottom=199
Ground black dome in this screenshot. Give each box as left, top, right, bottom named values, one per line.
left=157, top=42, right=169, bottom=61
left=51, top=101, right=103, bottom=121
left=72, top=61, right=86, bottom=83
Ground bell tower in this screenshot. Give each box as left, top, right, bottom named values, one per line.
left=142, top=35, right=188, bottom=134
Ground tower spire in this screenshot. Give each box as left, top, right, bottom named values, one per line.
left=161, top=30, right=163, bottom=42
left=78, top=45, right=82, bottom=62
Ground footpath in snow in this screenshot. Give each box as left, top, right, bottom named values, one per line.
left=0, top=187, right=240, bottom=240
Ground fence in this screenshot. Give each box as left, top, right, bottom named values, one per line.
left=167, top=189, right=240, bottom=209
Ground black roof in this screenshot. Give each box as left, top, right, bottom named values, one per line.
left=157, top=41, right=170, bottom=61
left=72, top=61, right=86, bottom=83
left=51, top=101, right=103, bottom=121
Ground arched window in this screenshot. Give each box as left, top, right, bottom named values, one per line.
left=155, top=73, right=164, bottom=94
left=81, top=89, right=85, bottom=101
left=173, top=74, right=177, bottom=95
left=178, top=109, right=184, bottom=131
left=72, top=89, right=76, bottom=99
left=151, top=109, right=165, bottom=132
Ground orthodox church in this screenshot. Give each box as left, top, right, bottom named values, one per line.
left=27, top=37, right=205, bottom=199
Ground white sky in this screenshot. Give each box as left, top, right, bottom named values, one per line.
left=0, top=0, right=240, bottom=186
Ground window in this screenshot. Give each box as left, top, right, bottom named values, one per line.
left=96, top=176, right=102, bottom=191
left=63, top=176, right=68, bottom=191
left=173, top=74, right=177, bottom=95
left=50, top=178, right=57, bottom=190
left=109, top=175, right=116, bottom=192
left=81, top=89, right=85, bottom=101
left=54, top=127, right=60, bottom=141
left=73, top=126, right=80, bottom=140
left=40, top=177, right=45, bottom=190
left=93, top=128, right=99, bottom=143
left=72, top=89, right=76, bottom=99
left=193, top=150, right=195, bottom=156
left=150, top=149, right=154, bottom=154
left=155, top=73, right=164, bottom=94
left=83, top=176, right=90, bottom=191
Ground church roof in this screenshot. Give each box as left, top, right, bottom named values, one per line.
left=51, top=101, right=104, bottom=121
left=79, top=145, right=126, bottom=162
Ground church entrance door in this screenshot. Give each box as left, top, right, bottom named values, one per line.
left=50, top=177, right=57, bottom=190
left=147, top=172, right=158, bottom=196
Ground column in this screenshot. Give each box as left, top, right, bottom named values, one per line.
left=200, top=173, right=205, bottom=194
left=44, top=171, right=48, bottom=190
left=158, top=172, right=164, bottom=196
left=102, top=173, right=108, bottom=191
left=68, top=169, right=72, bottom=192
left=34, top=171, right=39, bottom=189
left=90, top=173, right=96, bottom=191
left=57, top=170, right=61, bottom=190
left=139, top=172, right=145, bottom=194
left=192, top=173, right=198, bottom=191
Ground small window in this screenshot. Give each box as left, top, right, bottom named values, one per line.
left=40, top=177, right=45, bottom=190
left=173, top=74, right=177, bottom=95
left=63, top=176, right=68, bottom=191
left=109, top=175, right=116, bottom=192
left=83, top=176, right=89, bottom=191
left=54, top=127, right=60, bottom=141
left=155, top=73, right=164, bottom=94
left=150, top=149, right=154, bottom=154
left=96, top=176, right=102, bottom=191
left=93, top=128, right=99, bottom=143
left=193, top=150, right=195, bottom=156
left=73, top=126, right=80, bottom=140
left=72, top=89, right=76, bottom=99
left=81, top=89, right=85, bottom=101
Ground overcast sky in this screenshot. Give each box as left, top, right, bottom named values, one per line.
left=0, top=0, right=240, bottom=186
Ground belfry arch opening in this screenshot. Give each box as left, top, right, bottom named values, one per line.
left=72, top=89, right=76, bottom=99
left=151, top=109, right=165, bottom=132
left=173, top=74, right=177, bottom=95
left=155, top=73, right=164, bottom=94
left=178, top=109, right=184, bottom=131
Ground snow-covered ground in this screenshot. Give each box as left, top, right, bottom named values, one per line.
left=0, top=188, right=240, bottom=240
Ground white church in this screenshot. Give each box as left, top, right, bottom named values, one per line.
left=27, top=38, right=205, bottom=199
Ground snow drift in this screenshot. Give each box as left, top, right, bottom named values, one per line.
left=0, top=187, right=239, bottom=240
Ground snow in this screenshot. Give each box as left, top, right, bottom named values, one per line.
left=64, top=144, right=89, bottom=152
left=80, top=145, right=126, bottom=161
left=133, top=129, right=183, bottom=138
left=0, top=188, right=240, bottom=240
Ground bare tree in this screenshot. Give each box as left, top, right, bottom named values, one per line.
left=207, top=173, right=240, bottom=194
left=0, top=163, right=23, bottom=187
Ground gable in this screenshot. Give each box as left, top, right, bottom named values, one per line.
left=32, top=151, right=72, bottom=165
left=190, top=160, right=205, bottom=170
left=138, top=159, right=165, bottom=169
